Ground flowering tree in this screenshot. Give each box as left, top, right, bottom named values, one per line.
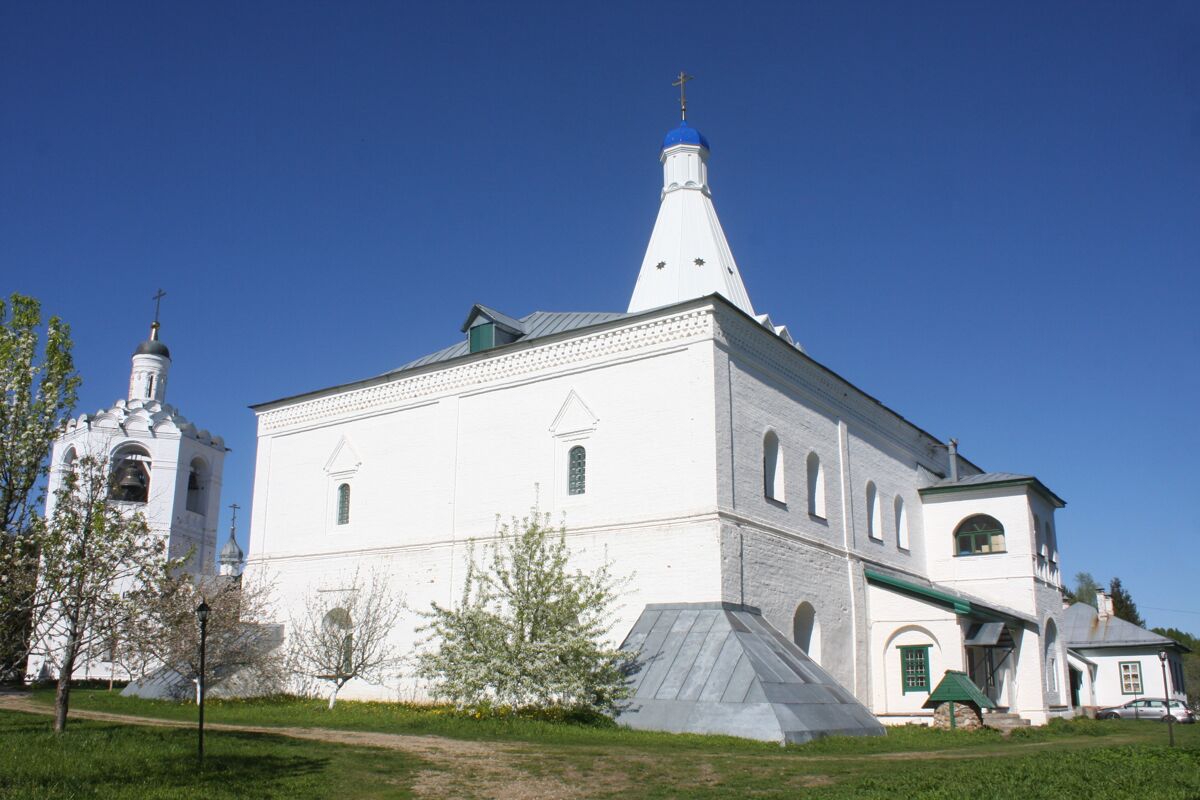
left=415, top=510, right=632, bottom=713
left=20, top=453, right=176, bottom=732
left=0, top=294, right=78, bottom=680
left=289, top=569, right=403, bottom=708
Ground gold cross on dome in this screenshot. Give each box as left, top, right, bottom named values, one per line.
left=672, top=71, right=693, bottom=121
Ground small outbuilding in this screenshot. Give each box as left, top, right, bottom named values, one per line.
left=923, top=670, right=996, bottom=730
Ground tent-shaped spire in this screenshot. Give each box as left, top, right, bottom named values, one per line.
left=627, top=120, right=755, bottom=317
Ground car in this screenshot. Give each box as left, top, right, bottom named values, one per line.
left=1096, top=698, right=1195, bottom=723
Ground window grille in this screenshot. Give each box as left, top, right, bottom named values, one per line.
left=337, top=483, right=351, bottom=525
left=900, top=645, right=931, bottom=693
left=568, top=446, right=586, bottom=496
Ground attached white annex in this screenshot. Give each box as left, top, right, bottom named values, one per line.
left=247, top=108, right=1083, bottom=737
left=1062, top=591, right=1190, bottom=713
left=30, top=317, right=227, bottom=681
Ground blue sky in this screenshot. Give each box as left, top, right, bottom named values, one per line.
left=3, top=2, right=1197, bottom=632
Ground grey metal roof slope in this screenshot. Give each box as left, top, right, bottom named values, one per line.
left=460, top=304, right=527, bottom=335
left=615, top=603, right=884, bottom=744
left=396, top=310, right=627, bottom=372
left=920, top=472, right=1066, bottom=507
left=865, top=567, right=1037, bottom=627
left=1062, top=603, right=1187, bottom=651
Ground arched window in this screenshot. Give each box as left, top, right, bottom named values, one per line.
left=1044, top=620, right=1060, bottom=696
left=1034, top=514, right=1045, bottom=560
left=866, top=481, right=881, bottom=540
left=110, top=445, right=151, bottom=504
left=954, top=514, right=1005, bottom=555
left=1046, top=521, right=1057, bottom=564
left=793, top=601, right=822, bottom=664
left=186, top=458, right=208, bottom=514
left=61, top=447, right=77, bottom=477
left=763, top=431, right=784, bottom=502
left=806, top=451, right=825, bottom=517
left=336, top=483, right=351, bottom=525
left=568, top=446, right=586, bottom=495
left=895, top=495, right=909, bottom=550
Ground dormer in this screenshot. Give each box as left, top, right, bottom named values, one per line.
left=461, top=304, right=525, bottom=354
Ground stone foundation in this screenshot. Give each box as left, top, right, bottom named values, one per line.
left=932, top=702, right=982, bottom=730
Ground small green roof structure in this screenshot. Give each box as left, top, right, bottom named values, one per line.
left=923, top=671, right=996, bottom=710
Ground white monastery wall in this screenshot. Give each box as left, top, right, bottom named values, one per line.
left=247, top=305, right=729, bottom=700
left=1080, top=647, right=1187, bottom=709
left=865, top=584, right=964, bottom=721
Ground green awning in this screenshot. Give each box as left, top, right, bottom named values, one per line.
left=923, top=670, right=996, bottom=710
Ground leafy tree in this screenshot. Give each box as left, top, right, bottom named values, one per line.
left=121, top=571, right=285, bottom=700
left=0, top=294, right=78, bottom=680
left=18, top=453, right=176, bottom=732
left=1067, top=572, right=1101, bottom=607
left=1108, top=577, right=1145, bottom=627
left=415, top=510, right=632, bottom=713
left=289, top=569, right=403, bottom=709
left=1151, top=627, right=1200, bottom=653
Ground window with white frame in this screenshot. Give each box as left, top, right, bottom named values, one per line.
left=1120, top=661, right=1143, bottom=694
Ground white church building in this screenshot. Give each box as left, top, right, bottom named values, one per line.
left=245, top=110, right=1076, bottom=733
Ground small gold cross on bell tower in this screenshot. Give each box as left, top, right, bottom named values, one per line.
left=672, top=71, right=694, bottom=121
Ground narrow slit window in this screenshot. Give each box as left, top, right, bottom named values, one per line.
left=337, top=483, right=351, bottom=525
left=806, top=451, right=825, bottom=517
left=568, top=446, right=586, bottom=496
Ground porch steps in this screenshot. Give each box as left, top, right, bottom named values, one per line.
left=982, top=712, right=1031, bottom=733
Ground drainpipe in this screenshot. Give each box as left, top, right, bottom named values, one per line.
left=947, top=438, right=959, bottom=482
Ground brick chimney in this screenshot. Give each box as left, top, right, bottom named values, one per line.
left=1096, top=590, right=1114, bottom=620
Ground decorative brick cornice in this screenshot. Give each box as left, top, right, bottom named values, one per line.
left=258, top=306, right=715, bottom=434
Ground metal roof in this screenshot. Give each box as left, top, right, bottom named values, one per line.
left=460, top=304, right=527, bottom=335
left=919, top=472, right=1066, bottom=508
left=924, top=670, right=996, bottom=710
left=616, top=602, right=884, bottom=744
left=1062, top=602, right=1187, bottom=652
left=865, top=568, right=1037, bottom=626
left=397, top=310, right=628, bottom=372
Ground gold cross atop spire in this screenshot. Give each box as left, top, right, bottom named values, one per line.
left=672, top=71, right=693, bottom=121
left=152, top=288, right=166, bottom=323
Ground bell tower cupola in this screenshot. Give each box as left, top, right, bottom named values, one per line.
left=129, top=289, right=171, bottom=403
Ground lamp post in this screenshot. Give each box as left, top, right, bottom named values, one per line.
left=196, top=599, right=210, bottom=765
left=1158, top=650, right=1175, bottom=747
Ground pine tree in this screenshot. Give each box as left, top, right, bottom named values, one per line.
left=1108, top=577, right=1145, bottom=627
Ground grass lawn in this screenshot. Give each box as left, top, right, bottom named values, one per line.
left=0, top=708, right=429, bottom=799
left=9, top=690, right=1200, bottom=799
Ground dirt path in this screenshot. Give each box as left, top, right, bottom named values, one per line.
left=0, top=694, right=585, bottom=800
left=0, top=694, right=1102, bottom=799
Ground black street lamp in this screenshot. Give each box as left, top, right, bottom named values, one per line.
left=196, top=599, right=210, bottom=765
left=1158, top=650, right=1175, bottom=747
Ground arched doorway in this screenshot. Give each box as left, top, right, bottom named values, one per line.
left=793, top=602, right=822, bottom=665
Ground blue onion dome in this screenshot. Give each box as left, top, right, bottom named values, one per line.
left=662, top=121, right=710, bottom=152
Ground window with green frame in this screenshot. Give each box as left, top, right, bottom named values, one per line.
left=900, top=644, right=931, bottom=693
left=954, top=514, right=1006, bottom=555
left=1120, top=661, right=1143, bottom=695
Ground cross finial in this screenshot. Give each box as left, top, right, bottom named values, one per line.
left=672, top=71, right=693, bottom=121
left=229, top=502, right=240, bottom=531
left=152, top=289, right=167, bottom=324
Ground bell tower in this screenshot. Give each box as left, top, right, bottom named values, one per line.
left=44, top=290, right=228, bottom=574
